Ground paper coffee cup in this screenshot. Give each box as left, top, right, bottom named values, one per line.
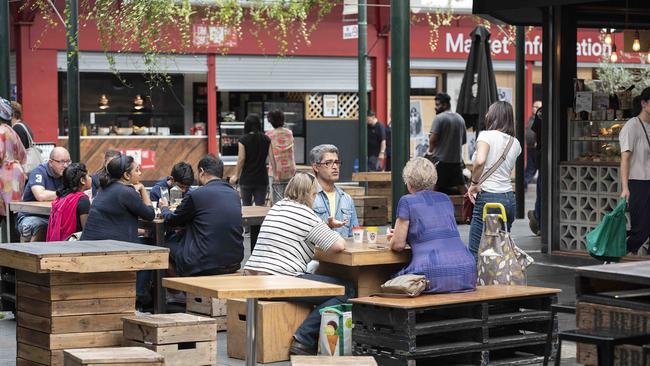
left=352, top=227, right=364, bottom=243
left=366, top=227, right=378, bottom=244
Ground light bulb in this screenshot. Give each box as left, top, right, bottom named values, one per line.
left=647, top=52, right=650, bottom=63
left=604, top=30, right=612, bottom=45
left=633, top=31, right=641, bottom=52
left=610, top=52, right=618, bottom=63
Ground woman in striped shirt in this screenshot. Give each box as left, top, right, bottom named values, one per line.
left=244, top=172, right=354, bottom=355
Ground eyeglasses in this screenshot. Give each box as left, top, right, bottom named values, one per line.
left=51, top=159, right=72, bottom=165
left=317, top=160, right=342, bottom=168
left=300, top=172, right=316, bottom=182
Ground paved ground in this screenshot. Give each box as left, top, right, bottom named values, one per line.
left=0, top=184, right=589, bottom=365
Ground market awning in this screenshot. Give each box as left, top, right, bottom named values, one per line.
left=473, top=0, right=650, bottom=28
left=57, top=52, right=209, bottom=74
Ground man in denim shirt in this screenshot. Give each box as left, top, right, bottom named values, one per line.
left=310, top=144, right=359, bottom=237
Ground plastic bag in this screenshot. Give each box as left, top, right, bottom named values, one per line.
left=318, top=304, right=352, bottom=356
left=586, top=199, right=627, bottom=262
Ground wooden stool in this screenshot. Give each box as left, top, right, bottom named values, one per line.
left=227, top=299, right=311, bottom=363
left=122, top=313, right=217, bottom=366
left=63, top=347, right=163, bottom=366
left=291, top=355, right=378, bottom=366
left=556, top=329, right=650, bottom=366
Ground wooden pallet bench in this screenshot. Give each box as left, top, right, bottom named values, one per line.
left=349, top=285, right=560, bottom=366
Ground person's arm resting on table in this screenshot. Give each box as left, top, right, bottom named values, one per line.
left=31, top=185, right=57, bottom=201
left=160, top=196, right=195, bottom=227
left=307, top=221, right=346, bottom=253
left=388, top=218, right=409, bottom=252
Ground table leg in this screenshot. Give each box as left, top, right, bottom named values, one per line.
left=246, top=297, right=258, bottom=366
left=250, top=225, right=260, bottom=252
left=151, top=222, right=167, bottom=314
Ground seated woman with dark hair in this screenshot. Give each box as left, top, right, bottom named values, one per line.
left=388, top=157, right=476, bottom=293
left=46, top=163, right=91, bottom=241
left=81, top=155, right=154, bottom=243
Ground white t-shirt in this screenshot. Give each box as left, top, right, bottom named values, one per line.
left=619, top=117, right=650, bottom=181
left=244, top=199, right=340, bottom=276
left=473, top=130, right=522, bottom=193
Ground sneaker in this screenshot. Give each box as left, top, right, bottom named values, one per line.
left=289, top=338, right=317, bottom=356
left=527, top=210, right=540, bottom=236
left=165, top=290, right=186, bottom=305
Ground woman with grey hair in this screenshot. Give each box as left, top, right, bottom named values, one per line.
left=388, top=157, right=476, bottom=293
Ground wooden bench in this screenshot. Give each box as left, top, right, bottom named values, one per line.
left=291, top=355, right=378, bottom=366
left=349, top=285, right=560, bottom=366
left=63, top=347, right=163, bottom=366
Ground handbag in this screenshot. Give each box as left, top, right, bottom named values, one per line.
left=462, top=136, right=515, bottom=224
left=586, top=199, right=627, bottom=261
left=15, top=122, right=43, bottom=174
left=477, top=203, right=534, bottom=286
left=379, top=274, right=430, bottom=297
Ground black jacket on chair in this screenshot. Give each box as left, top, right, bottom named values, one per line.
left=161, top=179, right=244, bottom=276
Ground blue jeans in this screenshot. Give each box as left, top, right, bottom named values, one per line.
left=285, top=273, right=355, bottom=349
left=468, top=191, right=516, bottom=258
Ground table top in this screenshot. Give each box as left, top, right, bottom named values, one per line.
left=9, top=200, right=52, bottom=216
left=349, top=285, right=561, bottom=309
left=291, top=356, right=377, bottom=366
left=315, top=237, right=411, bottom=266
left=576, top=262, right=650, bottom=284
left=163, top=275, right=345, bottom=299
left=0, top=240, right=169, bottom=273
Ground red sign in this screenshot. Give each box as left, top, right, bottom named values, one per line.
left=120, top=149, right=156, bottom=170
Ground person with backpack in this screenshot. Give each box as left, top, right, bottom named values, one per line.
left=266, top=110, right=296, bottom=204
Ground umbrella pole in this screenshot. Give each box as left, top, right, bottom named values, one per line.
left=358, top=0, right=368, bottom=172
left=0, top=0, right=10, bottom=99
left=390, top=0, right=409, bottom=222
left=515, top=26, right=526, bottom=219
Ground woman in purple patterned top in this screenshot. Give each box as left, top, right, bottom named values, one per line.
left=388, top=157, right=476, bottom=293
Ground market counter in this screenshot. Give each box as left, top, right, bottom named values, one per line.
left=58, top=136, right=211, bottom=181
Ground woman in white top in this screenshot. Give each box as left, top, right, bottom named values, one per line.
left=467, top=101, right=522, bottom=258
left=244, top=172, right=353, bottom=355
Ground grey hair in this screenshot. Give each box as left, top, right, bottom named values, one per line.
left=309, top=144, right=339, bottom=164
left=402, top=157, right=438, bottom=192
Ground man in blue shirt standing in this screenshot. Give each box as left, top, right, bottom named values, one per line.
left=310, top=144, right=359, bottom=237
left=17, top=147, right=70, bottom=241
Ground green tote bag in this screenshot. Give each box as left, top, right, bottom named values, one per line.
left=585, top=199, right=627, bottom=262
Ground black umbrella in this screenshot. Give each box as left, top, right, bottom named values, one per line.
left=456, top=25, right=498, bottom=133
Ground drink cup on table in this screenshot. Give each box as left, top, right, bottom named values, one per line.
left=352, top=227, right=364, bottom=243
left=366, top=226, right=379, bottom=244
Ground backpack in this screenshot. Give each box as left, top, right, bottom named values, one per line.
left=15, top=122, right=44, bottom=174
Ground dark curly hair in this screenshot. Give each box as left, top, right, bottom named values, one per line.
left=57, top=163, right=88, bottom=197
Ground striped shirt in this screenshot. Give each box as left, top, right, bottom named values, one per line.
left=244, top=199, right=340, bottom=276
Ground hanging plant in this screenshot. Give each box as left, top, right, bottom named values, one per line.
left=27, top=0, right=334, bottom=84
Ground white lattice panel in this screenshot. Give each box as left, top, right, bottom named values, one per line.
left=305, top=92, right=358, bottom=120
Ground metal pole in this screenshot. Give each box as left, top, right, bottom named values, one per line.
left=66, top=0, right=80, bottom=162
left=358, top=0, right=368, bottom=172
left=515, top=26, right=525, bottom=219
left=245, top=298, right=257, bottom=366
left=390, top=0, right=409, bottom=222
left=0, top=0, right=10, bottom=99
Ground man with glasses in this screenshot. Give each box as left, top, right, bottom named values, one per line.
left=17, top=147, right=70, bottom=241
left=310, top=144, right=359, bottom=237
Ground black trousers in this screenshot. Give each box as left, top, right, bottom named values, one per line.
left=627, top=179, right=650, bottom=253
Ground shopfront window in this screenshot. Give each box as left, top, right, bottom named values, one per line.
left=58, top=72, right=185, bottom=136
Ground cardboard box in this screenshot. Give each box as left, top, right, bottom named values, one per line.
left=227, top=299, right=311, bottom=363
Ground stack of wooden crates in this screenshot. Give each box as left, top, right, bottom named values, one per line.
left=122, top=313, right=217, bottom=366
left=351, top=172, right=391, bottom=225
left=186, top=294, right=228, bottom=331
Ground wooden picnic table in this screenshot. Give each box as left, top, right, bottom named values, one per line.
left=0, top=240, right=168, bottom=366
left=315, top=236, right=411, bottom=297
left=163, top=275, right=344, bottom=366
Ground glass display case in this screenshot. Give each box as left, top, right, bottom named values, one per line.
left=219, top=121, right=244, bottom=156
left=568, top=115, right=625, bottom=163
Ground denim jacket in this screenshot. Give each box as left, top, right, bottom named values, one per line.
left=312, top=185, right=359, bottom=237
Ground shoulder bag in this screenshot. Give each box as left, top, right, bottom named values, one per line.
left=377, top=274, right=430, bottom=297
left=638, top=117, right=650, bottom=150
left=15, top=122, right=44, bottom=174
left=462, top=136, right=515, bottom=223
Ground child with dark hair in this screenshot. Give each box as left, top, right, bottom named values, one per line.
left=46, top=163, right=91, bottom=241
left=150, top=161, right=195, bottom=202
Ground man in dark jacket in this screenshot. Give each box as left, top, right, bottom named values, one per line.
left=160, top=154, right=244, bottom=278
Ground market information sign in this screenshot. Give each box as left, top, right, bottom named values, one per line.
left=193, top=25, right=238, bottom=48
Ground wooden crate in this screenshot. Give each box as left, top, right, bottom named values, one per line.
left=15, top=271, right=136, bottom=366
left=122, top=313, right=217, bottom=366
left=353, top=196, right=387, bottom=226
left=186, top=294, right=227, bottom=316
left=449, top=195, right=465, bottom=224
left=63, top=347, right=164, bottom=366
left=352, top=172, right=392, bottom=223
left=337, top=185, right=366, bottom=197
left=227, top=299, right=312, bottom=363
left=576, top=301, right=650, bottom=365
